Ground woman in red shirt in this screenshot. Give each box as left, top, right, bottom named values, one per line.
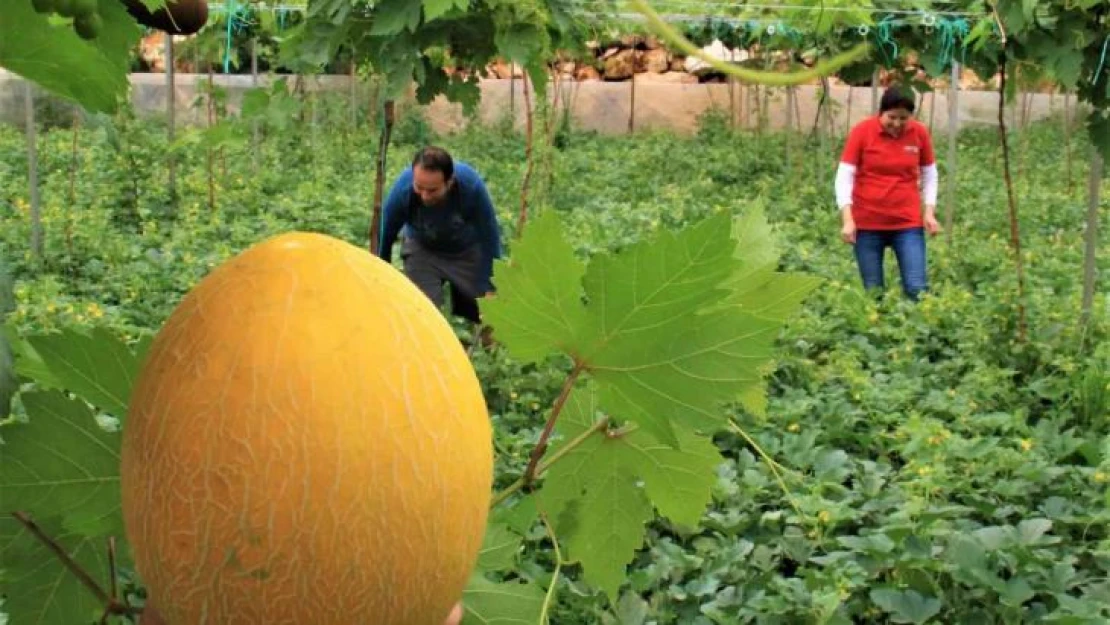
left=835, top=85, right=941, bottom=300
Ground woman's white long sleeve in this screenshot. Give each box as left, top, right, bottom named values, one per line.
left=920, top=163, right=938, bottom=206
left=835, top=162, right=856, bottom=208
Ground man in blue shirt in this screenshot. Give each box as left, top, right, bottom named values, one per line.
left=377, top=146, right=503, bottom=328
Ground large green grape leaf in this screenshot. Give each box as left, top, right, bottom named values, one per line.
left=0, top=390, right=123, bottom=537
left=589, top=305, right=783, bottom=445
left=577, top=212, right=744, bottom=444
left=537, top=384, right=723, bottom=599
left=0, top=514, right=121, bottom=625
left=413, top=61, right=482, bottom=113
left=576, top=212, right=735, bottom=353
left=7, top=327, right=65, bottom=391
left=717, top=202, right=822, bottom=318
left=0, top=0, right=142, bottom=114
left=487, top=209, right=811, bottom=446
left=463, top=516, right=545, bottom=623
left=1088, top=110, right=1110, bottom=163
left=476, top=522, right=523, bottom=573
left=23, top=326, right=143, bottom=420
left=483, top=210, right=587, bottom=364
left=461, top=573, right=546, bottom=625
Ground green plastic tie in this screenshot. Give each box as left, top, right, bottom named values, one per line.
left=221, top=1, right=252, bottom=73
left=874, top=16, right=900, bottom=65
left=224, top=0, right=236, bottom=73
left=1095, top=36, right=1110, bottom=89
left=935, top=17, right=970, bottom=71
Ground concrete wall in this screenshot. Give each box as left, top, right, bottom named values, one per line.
left=424, top=75, right=1078, bottom=137
left=0, top=69, right=1080, bottom=137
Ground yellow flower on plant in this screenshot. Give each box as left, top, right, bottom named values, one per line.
left=1020, top=439, right=1033, bottom=452
left=87, top=303, right=104, bottom=319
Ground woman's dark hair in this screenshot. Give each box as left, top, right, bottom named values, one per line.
left=412, top=146, right=454, bottom=180
left=879, top=85, right=916, bottom=114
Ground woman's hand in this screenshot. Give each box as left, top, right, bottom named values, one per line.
left=839, top=205, right=856, bottom=244
left=840, top=215, right=857, bottom=244
left=924, top=207, right=942, bottom=236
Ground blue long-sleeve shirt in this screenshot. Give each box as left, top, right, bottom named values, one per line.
left=377, top=162, right=503, bottom=293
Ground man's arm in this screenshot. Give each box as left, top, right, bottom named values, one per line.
left=472, top=178, right=502, bottom=294
left=378, top=169, right=412, bottom=264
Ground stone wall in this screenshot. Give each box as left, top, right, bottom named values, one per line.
left=0, top=69, right=1082, bottom=138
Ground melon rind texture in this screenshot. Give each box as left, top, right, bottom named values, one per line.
left=120, top=232, right=494, bottom=625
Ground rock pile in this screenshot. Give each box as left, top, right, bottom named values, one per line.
left=486, top=36, right=752, bottom=84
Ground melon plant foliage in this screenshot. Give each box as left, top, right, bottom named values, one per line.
left=0, top=204, right=814, bottom=622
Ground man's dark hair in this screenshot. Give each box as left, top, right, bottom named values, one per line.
left=412, top=146, right=454, bottom=180
left=879, top=85, right=916, bottom=114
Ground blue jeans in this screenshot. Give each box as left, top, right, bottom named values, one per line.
left=853, top=228, right=928, bottom=300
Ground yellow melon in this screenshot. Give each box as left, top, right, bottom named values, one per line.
left=120, top=232, right=493, bottom=625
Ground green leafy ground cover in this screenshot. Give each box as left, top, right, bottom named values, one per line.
left=1, top=100, right=1109, bottom=623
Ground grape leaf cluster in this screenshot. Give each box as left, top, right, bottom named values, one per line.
left=482, top=203, right=821, bottom=599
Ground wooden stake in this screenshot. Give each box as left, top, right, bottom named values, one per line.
left=1080, top=150, right=1103, bottom=341
left=944, top=62, right=960, bottom=241
left=24, top=82, right=43, bottom=262
left=628, top=74, right=636, bottom=133
left=165, top=34, right=177, bottom=204
left=369, top=101, right=395, bottom=255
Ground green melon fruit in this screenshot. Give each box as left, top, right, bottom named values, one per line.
left=74, top=11, right=102, bottom=39
left=31, top=0, right=56, bottom=15
left=72, top=0, right=97, bottom=17
left=53, top=0, right=77, bottom=17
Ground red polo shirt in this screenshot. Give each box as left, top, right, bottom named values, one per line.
left=840, top=115, right=935, bottom=230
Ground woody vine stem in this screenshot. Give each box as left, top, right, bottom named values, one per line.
left=10, top=512, right=141, bottom=621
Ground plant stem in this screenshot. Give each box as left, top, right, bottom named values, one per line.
left=24, top=81, right=43, bottom=263
left=522, top=363, right=583, bottom=486
left=538, top=512, right=563, bottom=625
left=207, top=65, right=216, bottom=212
left=67, top=112, right=79, bottom=262
left=1080, top=149, right=1103, bottom=346
left=490, top=409, right=607, bottom=509
left=995, top=53, right=1027, bottom=342
left=518, top=69, right=534, bottom=236
left=11, top=511, right=110, bottom=606
left=165, top=34, right=177, bottom=208
left=726, top=420, right=806, bottom=521
left=107, top=536, right=118, bottom=601
left=369, top=100, right=395, bottom=254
